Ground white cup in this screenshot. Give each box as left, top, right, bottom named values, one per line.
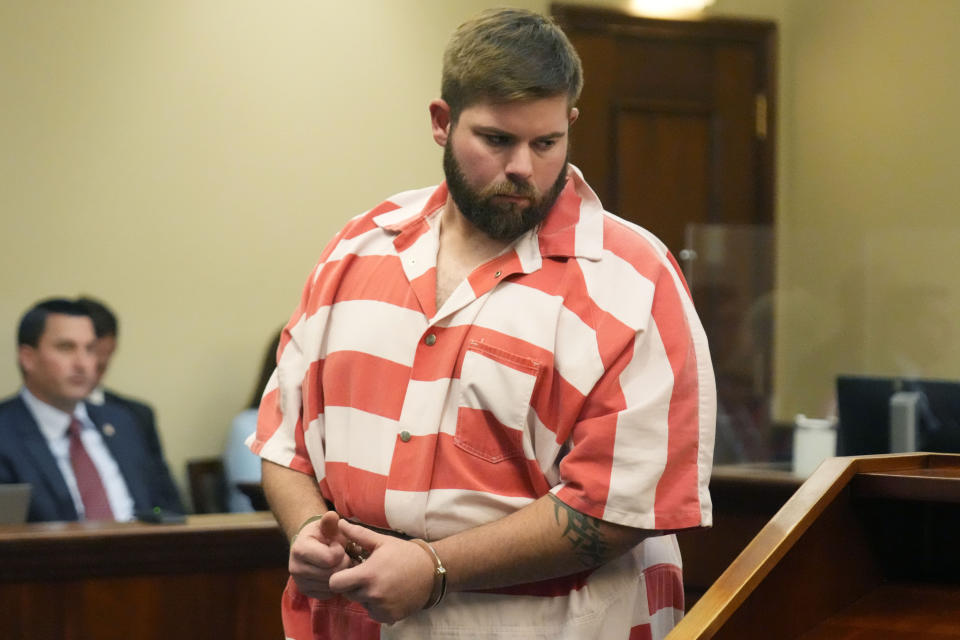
left=792, top=414, right=838, bottom=476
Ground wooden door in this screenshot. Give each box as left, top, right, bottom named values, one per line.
left=552, top=4, right=776, bottom=254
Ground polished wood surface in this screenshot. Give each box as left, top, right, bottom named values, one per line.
left=671, top=453, right=960, bottom=639
left=852, top=459, right=960, bottom=502
left=798, top=583, right=960, bottom=639
left=0, top=512, right=289, bottom=639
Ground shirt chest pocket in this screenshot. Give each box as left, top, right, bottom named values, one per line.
left=455, top=341, right=542, bottom=463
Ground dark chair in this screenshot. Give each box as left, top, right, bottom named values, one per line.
left=236, top=482, right=269, bottom=511
left=186, top=457, right=229, bottom=514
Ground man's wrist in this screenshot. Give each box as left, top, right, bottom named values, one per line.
left=411, top=538, right=448, bottom=608
left=290, top=513, right=325, bottom=545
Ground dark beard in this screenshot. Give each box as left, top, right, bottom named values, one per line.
left=443, top=143, right=569, bottom=242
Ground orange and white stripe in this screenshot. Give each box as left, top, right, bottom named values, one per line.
left=251, top=166, right=715, bottom=639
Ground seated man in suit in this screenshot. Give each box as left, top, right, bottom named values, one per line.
left=0, top=298, right=184, bottom=522
left=77, top=296, right=183, bottom=512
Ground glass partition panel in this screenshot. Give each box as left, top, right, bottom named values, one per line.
left=682, top=223, right=777, bottom=464
left=686, top=223, right=960, bottom=468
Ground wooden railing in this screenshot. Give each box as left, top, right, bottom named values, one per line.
left=670, top=453, right=960, bottom=639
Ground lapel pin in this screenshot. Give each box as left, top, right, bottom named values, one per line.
left=102, top=423, right=116, bottom=437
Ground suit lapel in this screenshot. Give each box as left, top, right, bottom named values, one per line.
left=86, top=403, right=150, bottom=511
left=11, top=397, right=78, bottom=520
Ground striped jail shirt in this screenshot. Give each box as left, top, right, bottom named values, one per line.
left=250, top=166, right=716, bottom=640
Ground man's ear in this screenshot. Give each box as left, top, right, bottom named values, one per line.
left=568, top=107, right=579, bottom=126
left=18, top=344, right=36, bottom=378
left=429, top=99, right=452, bottom=147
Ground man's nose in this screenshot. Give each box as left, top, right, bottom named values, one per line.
left=77, top=351, right=96, bottom=375
left=505, top=145, right=533, bottom=183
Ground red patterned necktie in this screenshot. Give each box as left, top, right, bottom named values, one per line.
left=68, top=418, right=115, bottom=520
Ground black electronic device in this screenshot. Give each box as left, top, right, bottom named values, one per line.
left=135, top=506, right=187, bottom=524
left=836, top=375, right=960, bottom=455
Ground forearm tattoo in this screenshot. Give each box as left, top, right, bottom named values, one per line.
left=549, top=494, right=610, bottom=567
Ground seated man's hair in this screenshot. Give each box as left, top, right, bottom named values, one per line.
left=18, top=298, right=92, bottom=347
left=76, top=296, right=119, bottom=339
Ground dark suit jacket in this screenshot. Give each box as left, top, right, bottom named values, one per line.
left=0, top=394, right=184, bottom=522
left=101, top=389, right=184, bottom=513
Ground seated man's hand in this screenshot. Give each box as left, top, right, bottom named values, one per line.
left=328, top=520, right=436, bottom=624
left=288, top=511, right=353, bottom=600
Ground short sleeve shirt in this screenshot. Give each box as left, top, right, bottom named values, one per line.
left=250, top=166, right=716, bottom=639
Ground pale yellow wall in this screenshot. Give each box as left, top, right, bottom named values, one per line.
left=771, top=0, right=960, bottom=418
left=0, top=0, right=553, bottom=501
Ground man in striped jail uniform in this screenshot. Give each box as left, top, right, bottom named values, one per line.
left=249, top=8, right=716, bottom=639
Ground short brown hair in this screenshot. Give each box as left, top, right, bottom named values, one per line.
left=18, top=298, right=92, bottom=348
left=441, top=8, right=583, bottom=122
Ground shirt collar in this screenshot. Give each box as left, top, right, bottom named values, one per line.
left=20, top=387, right=93, bottom=442
left=535, top=164, right=604, bottom=261
left=374, top=164, right=605, bottom=263
left=372, top=184, right=447, bottom=234
left=88, top=386, right=106, bottom=405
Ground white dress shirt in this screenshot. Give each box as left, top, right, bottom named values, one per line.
left=20, top=388, right=136, bottom=521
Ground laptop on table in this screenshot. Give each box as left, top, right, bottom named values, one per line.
left=0, top=484, right=31, bottom=525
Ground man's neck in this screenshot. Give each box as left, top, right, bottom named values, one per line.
left=439, top=199, right=511, bottom=257
left=22, top=383, right=78, bottom=415
left=435, top=200, right=512, bottom=310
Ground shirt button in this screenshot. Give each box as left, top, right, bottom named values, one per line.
left=424, top=334, right=437, bottom=346
left=399, top=430, right=412, bottom=442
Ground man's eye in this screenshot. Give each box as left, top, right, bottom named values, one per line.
left=533, top=138, right=559, bottom=151
left=484, top=135, right=510, bottom=146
